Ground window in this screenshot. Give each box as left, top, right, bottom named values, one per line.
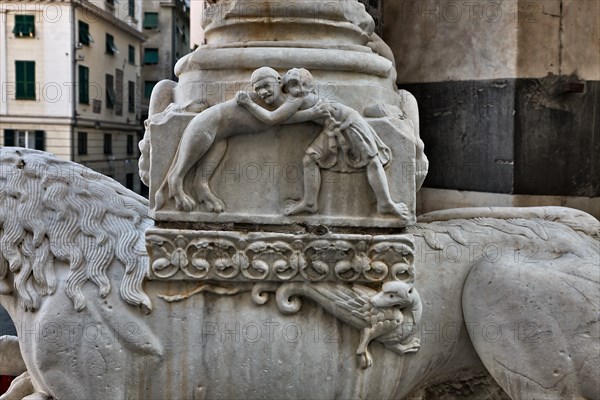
left=115, top=69, right=123, bottom=116
left=79, top=66, right=89, bottom=104
left=78, top=132, right=88, bottom=155
left=13, top=15, right=35, bottom=37
left=4, top=130, right=44, bottom=150
left=106, top=33, right=118, bottom=55
left=144, top=81, right=157, bottom=99
left=15, top=61, right=36, bottom=100
left=103, top=133, right=112, bottom=155
left=126, top=173, right=134, bottom=190
left=128, top=45, right=135, bottom=65
left=144, top=48, right=158, bottom=65
left=106, top=74, right=115, bottom=109
left=128, top=81, right=135, bottom=113
left=127, top=135, right=134, bottom=155
left=143, top=12, right=158, bottom=29
left=128, top=0, right=136, bottom=18
left=3, top=130, right=15, bottom=146
left=78, top=21, right=93, bottom=46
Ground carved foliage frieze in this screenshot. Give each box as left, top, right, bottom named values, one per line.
left=146, top=229, right=415, bottom=283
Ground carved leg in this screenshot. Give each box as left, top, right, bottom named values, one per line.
left=285, top=155, right=320, bottom=215
left=166, top=122, right=217, bottom=211
left=366, top=159, right=411, bottom=220
left=167, top=173, right=197, bottom=212
left=356, top=328, right=374, bottom=369
left=384, top=337, right=421, bottom=354
left=193, top=140, right=228, bottom=213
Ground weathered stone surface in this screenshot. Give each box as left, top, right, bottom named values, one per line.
left=146, top=229, right=416, bottom=283
left=147, top=61, right=422, bottom=227
left=1, top=149, right=599, bottom=399
left=2, top=0, right=599, bottom=398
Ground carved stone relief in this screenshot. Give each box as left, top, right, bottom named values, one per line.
left=146, top=229, right=416, bottom=284
left=146, top=228, right=422, bottom=368
left=148, top=67, right=421, bottom=227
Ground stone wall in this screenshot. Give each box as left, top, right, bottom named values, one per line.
left=384, top=0, right=599, bottom=216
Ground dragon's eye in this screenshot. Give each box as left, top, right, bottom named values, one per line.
left=388, top=294, right=394, bottom=298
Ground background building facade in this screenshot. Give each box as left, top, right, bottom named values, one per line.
left=140, top=0, right=190, bottom=121
left=1, top=0, right=146, bottom=193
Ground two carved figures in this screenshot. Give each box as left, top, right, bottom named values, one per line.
left=141, top=63, right=426, bottom=368
left=151, top=67, right=411, bottom=221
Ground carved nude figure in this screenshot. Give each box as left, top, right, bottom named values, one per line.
left=237, top=69, right=411, bottom=219
left=155, top=67, right=326, bottom=212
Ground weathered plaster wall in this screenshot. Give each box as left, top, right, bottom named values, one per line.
left=384, top=0, right=519, bottom=83
left=383, top=0, right=600, bottom=202
left=517, top=0, right=600, bottom=80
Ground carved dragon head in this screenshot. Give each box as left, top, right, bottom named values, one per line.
left=369, top=281, right=415, bottom=308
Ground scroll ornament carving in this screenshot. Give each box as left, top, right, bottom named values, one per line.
left=146, top=231, right=416, bottom=284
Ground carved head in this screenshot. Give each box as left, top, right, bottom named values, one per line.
left=370, top=281, right=414, bottom=308
left=282, top=68, right=315, bottom=97
left=251, top=67, right=283, bottom=105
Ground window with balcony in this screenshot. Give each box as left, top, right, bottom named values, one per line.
left=15, top=61, right=36, bottom=100
left=13, top=15, right=35, bottom=37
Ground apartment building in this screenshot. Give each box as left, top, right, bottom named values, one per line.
left=140, top=0, right=190, bottom=120
left=0, top=0, right=145, bottom=193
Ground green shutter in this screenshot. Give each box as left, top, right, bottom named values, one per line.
left=128, top=81, right=135, bottom=113
left=13, top=15, right=35, bottom=37
left=106, top=34, right=118, bottom=55
left=79, top=66, right=89, bottom=104
left=128, top=45, right=135, bottom=64
left=144, top=48, right=158, bottom=64
left=79, top=21, right=93, bottom=46
left=15, top=61, right=35, bottom=100
left=143, top=12, right=158, bottom=29
left=144, top=81, right=157, bottom=99
left=4, top=130, right=15, bottom=146
left=106, top=75, right=115, bottom=108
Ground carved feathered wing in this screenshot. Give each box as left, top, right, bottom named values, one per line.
left=0, top=148, right=152, bottom=312
left=273, top=282, right=376, bottom=329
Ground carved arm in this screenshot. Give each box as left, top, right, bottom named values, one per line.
left=237, top=91, right=303, bottom=125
